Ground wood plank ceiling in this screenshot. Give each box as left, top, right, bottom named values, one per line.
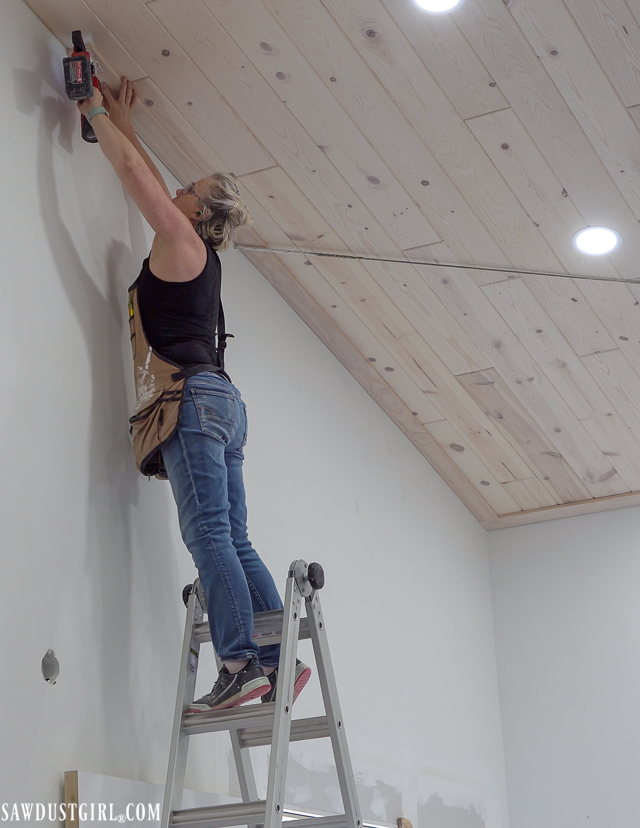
left=25, top=0, right=640, bottom=528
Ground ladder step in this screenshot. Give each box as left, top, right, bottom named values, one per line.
left=282, top=818, right=349, bottom=828
left=194, top=610, right=310, bottom=645
left=240, top=714, right=331, bottom=748
left=171, top=804, right=349, bottom=828
left=183, top=702, right=330, bottom=744
left=171, top=801, right=266, bottom=828
left=183, top=703, right=275, bottom=736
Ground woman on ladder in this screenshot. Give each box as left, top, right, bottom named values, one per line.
left=78, top=78, right=310, bottom=710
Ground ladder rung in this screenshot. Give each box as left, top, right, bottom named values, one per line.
left=281, top=817, right=349, bottom=828
left=194, top=610, right=310, bottom=645
left=183, top=702, right=330, bottom=744
left=239, top=714, right=331, bottom=748
left=183, top=703, right=274, bottom=736
left=171, top=801, right=266, bottom=828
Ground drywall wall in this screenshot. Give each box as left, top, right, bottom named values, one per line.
left=0, top=1, right=508, bottom=825
left=490, top=506, right=640, bottom=828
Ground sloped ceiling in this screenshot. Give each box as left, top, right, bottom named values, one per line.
left=24, top=0, right=640, bottom=528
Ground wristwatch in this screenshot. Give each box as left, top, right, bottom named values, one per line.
left=85, top=106, right=108, bottom=123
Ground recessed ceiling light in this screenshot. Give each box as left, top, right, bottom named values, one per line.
left=571, top=226, right=622, bottom=255
left=414, top=0, right=465, bottom=12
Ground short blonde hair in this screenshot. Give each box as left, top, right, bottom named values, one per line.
left=193, top=173, right=252, bottom=251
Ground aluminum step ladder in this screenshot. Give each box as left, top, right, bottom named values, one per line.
left=161, top=560, right=363, bottom=828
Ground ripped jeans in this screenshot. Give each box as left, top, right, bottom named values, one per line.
left=162, top=372, right=283, bottom=665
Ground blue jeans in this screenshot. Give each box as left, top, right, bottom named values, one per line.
left=162, top=372, right=282, bottom=665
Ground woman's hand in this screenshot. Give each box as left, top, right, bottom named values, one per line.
left=77, top=86, right=104, bottom=116
left=102, top=78, right=139, bottom=132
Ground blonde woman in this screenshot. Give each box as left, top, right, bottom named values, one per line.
left=79, top=79, right=310, bottom=710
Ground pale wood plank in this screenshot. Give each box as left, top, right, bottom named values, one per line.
left=562, top=0, right=640, bottom=107
left=132, top=79, right=230, bottom=177
left=320, top=0, right=565, bottom=273
left=578, top=279, right=640, bottom=366
left=404, top=241, right=458, bottom=264
left=427, top=420, right=523, bottom=514
left=480, top=278, right=617, bottom=419
left=627, top=103, right=640, bottom=131
left=502, top=477, right=559, bottom=510
left=580, top=414, right=640, bottom=491
left=481, top=277, right=640, bottom=490
left=237, top=170, right=445, bottom=424
left=581, top=349, right=640, bottom=432
left=582, top=349, right=640, bottom=431
left=64, top=771, right=79, bottom=828
left=402, top=243, right=515, bottom=288
left=360, top=259, right=493, bottom=376
left=481, top=489, right=640, bottom=530
left=238, top=229, right=498, bottom=523
left=261, top=0, right=516, bottom=267
left=379, top=0, right=509, bottom=119
left=458, top=369, right=592, bottom=503
left=304, top=257, right=542, bottom=484
left=246, top=228, right=539, bottom=483
left=88, top=49, right=210, bottom=185
left=504, top=0, right=640, bottom=217
left=148, top=0, right=415, bottom=258
left=466, top=107, right=626, bottom=287
left=82, top=0, right=275, bottom=176
left=418, top=271, right=625, bottom=497
left=200, top=0, right=440, bottom=252
left=456, top=0, right=640, bottom=280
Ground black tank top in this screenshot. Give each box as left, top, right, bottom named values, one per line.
left=135, top=241, right=222, bottom=370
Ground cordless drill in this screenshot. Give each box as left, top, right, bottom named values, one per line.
left=63, top=30, right=102, bottom=143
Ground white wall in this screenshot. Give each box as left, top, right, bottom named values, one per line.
left=0, top=2, right=508, bottom=826
left=490, top=507, right=640, bottom=828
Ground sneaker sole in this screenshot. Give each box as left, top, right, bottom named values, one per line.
left=189, top=677, right=270, bottom=713
left=293, top=665, right=312, bottom=703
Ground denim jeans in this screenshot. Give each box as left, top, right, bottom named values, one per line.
left=162, top=372, right=282, bottom=665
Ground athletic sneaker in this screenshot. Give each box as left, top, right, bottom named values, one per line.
left=189, top=657, right=270, bottom=712
left=261, top=659, right=312, bottom=704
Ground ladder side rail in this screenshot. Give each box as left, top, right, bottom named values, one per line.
left=161, top=586, right=203, bottom=828
left=263, top=567, right=303, bottom=828
left=306, top=590, right=362, bottom=828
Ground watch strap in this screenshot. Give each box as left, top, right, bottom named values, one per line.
left=86, top=106, right=108, bottom=123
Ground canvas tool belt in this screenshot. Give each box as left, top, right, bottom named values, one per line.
left=127, top=283, right=230, bottom=479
